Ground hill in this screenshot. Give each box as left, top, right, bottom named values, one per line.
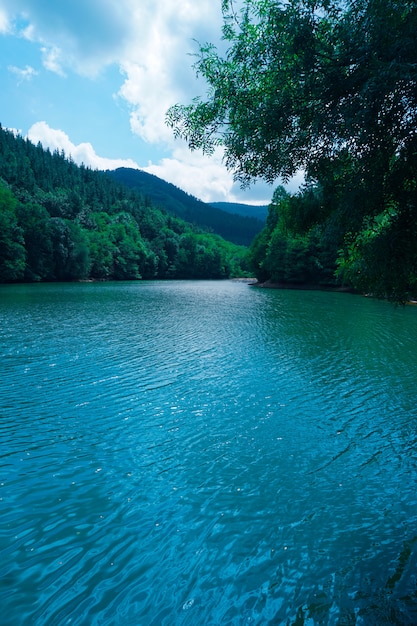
left=210, top=202, right=268, bottom=222
left=108, top=168, right=264, bottom=247
left=0, top=125, right=250, bottom=283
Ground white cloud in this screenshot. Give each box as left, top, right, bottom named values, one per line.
left=144, top=147, right=235, bottom=203
left=1, top=0, right=138, bottom=76
left=117, top=0, right=222, bottom=147
left=0, top=7, right=9, bottom=33
left=40, top=46, right=66, bottom=76
left=1, top=0, right=222, bottom=134
left=8, top=64, right=38, bottom=83
left=27, top=122, right=140, bottom=171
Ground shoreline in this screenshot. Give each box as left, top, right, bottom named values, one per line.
left=250, top=279, right=417, bottom=305
left=249, top=279, right=355, bottom=293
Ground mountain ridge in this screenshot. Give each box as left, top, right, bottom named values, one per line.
left=210, top=201, right=268, bottom=221
left=107, top=167, right=265, bottom=247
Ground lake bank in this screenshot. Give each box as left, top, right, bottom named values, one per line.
left=250, top=278, right=355, bottom=293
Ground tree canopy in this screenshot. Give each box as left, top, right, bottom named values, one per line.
left=0, top=125, right=249, bottom=283
left=167, top=0, right=417, bottom=302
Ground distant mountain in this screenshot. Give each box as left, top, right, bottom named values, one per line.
left=210, top=202, right=268, bottom=222
left=108, top=168, right=264, bottom=247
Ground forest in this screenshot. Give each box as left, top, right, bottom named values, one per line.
left=168, top=0, right=417, bottom=303
left=108, top=167, right=264, bottom=247
left=0, top=125, right=250, bottom=283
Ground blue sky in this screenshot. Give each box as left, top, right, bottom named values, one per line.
left=0, top=1, right=303, bottom=204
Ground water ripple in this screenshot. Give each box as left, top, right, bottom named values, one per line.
left=1, top=281, right=417, bottom=625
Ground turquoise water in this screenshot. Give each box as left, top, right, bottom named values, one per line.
left=1, top=280, right=416, bottom=625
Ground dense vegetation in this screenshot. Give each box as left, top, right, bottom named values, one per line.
left=108, top=167, right=264, bottom=247
left=0, top=125, right=250, bottom=283
left=248, top=185, right=341, bottom=287
left=167, top=0, right=417, bottom=303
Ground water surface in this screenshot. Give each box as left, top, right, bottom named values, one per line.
left=1, top=280, right=416, bottom=625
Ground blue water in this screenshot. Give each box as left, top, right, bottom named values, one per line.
left=1, top=280, right=417, bottom=625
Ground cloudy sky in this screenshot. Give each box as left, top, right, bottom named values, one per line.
left=0, top=0, right=302, bottom=204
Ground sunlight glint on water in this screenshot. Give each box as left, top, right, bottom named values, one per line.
left=1, top=280, right=417, bottom=625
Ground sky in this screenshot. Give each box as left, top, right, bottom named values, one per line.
left=0, top=0, right=303, bottom=205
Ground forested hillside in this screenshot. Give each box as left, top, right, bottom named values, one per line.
left=0, top=125, right=249, bottom=283
left=108, top=168, right=264, bottom=246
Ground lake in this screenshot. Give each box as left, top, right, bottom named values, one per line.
left=1, top=280, right=417, bottom=625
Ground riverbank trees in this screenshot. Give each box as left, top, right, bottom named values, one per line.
left=167, top=0, right=417, bottom=302
left=0, top=126, right=249, bottom=282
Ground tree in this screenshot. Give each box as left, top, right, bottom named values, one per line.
left=16, top=202, right=54, bottom=281
left=0, top=184, right=26, bottom=281
left=49, top=218, right=89, bottom=280
left=167, top=0, right=417, bottom=301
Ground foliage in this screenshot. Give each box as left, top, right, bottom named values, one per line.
left=167, top=0, right=417, bottom=301
left=0, top=185, right=26, bottom=281
left=0, top=125, right=249, bottom=283
left=249, top=186, right=338, bottom=286
left=108, top=167, right=264, bottom=247
left=336, top=204, right=417, bottom=304
left=49, top=218, right=90, bottom=281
